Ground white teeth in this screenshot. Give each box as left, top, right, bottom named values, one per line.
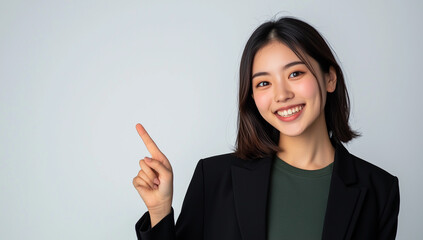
left=277, top=105, right=304, bottom=117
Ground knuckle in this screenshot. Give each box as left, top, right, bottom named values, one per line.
left=139, top=160, right=145, bottom=168
left=139, top=171, right=146, bottom=178
left=141, top=163, right=153, bottom=174
left=139, top=172, right=148, bottom=181
left=146, top=161, right=156, bottom=169
left=139, top=172, right=153, bottom=185
left=133, top=176, right=141, bottom=186
left=164, top=173, right=173, bottom=181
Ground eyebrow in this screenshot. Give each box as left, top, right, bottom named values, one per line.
left=251, top=61, right=305, bottom=80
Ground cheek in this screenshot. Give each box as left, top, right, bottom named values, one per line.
left=297, top=78, right=320, bottom=99
left=253, top=92, right=271, bottom=113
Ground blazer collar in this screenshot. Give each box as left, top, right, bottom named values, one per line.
left=231, top=141, right=367, bottom=240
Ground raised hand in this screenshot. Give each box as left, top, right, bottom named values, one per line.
left=133, top=123, right=173, bottom=227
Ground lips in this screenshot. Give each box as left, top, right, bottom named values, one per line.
left=274, top=104, right=305, bottom=121
left=274, top=104, right=305, bottom=113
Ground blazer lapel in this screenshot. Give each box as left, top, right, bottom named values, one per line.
left=231, top=156, right=272, bottom=240
left=231, top=142, right=367, bottom=240
left=321, top=143, right=368, bottom=240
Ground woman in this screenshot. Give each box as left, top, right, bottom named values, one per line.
left=132, top=17, right=400, bottom=240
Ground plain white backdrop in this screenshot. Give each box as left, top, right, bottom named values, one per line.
left=1, top=0, right=422, bottom=239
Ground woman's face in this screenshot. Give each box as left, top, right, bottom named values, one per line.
left=251, top=41, right=336, bottom=138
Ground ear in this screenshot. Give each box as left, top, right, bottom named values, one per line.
left=325, top=66, right=337, bottom=93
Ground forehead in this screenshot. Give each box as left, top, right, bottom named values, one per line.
left=252, top=40, right=319, bottom=75
left=253, top=41, right=299, bottom=69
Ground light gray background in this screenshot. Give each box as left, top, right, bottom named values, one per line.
left=1, top=0, right=421, bottom=239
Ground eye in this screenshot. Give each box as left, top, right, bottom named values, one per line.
left=256, top=81, right=269, bottom=87
left=289, top=71, right=304, bottom=78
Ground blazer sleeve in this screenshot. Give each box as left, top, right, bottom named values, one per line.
left=378, top=176, right=400, bottom=240
left=135, top=159, right=205, bottom=240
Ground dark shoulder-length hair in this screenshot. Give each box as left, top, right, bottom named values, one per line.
left=234, top=16, right=360, bottom=160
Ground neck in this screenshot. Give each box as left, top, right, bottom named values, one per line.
left=277, top=114, right=335, bottom=170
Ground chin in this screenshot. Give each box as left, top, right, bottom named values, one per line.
left=277, top=127, right=306, bottom=138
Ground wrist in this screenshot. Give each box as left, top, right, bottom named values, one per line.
left=148, top=205, right=171, bottom=228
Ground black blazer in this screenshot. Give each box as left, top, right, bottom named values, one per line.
left=135, top=142, right=400, bottom=240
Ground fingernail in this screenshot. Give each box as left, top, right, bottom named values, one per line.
left=145, top=157, right=152, bottom=162
left=153, top=178, right=160, bottom=185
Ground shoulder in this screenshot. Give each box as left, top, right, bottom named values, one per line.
left=335, top=142, right=398, bottom=186
left=345, top=151, right=399, bottom=200
left=349, top=151, right=398, bottom=183
left=201, top=152, right=238, bottom=163
left=199, top=152, right=238, bottom=172
left=334, top=142, right=400, bottom=206
left=192, top=153, right=242, bottom=183
left=346, top=151, right=400, bottom=226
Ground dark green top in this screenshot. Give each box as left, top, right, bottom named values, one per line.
left=267, top=155, right=333, bottom=240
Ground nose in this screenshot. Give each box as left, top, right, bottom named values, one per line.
left=274, top=79, right=294, bottom=102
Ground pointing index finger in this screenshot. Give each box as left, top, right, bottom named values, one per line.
left=135, top=123, right=165, bottom=159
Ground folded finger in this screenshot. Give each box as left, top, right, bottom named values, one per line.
left=144, top=157, right=170, bottom=182
left=133, top=176, right=152, bottom=190
left=138, top=169, right=155, bottom=190
left=140, top=159, right=160, bottom=184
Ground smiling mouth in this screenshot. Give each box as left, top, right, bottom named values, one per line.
left=276, top=104, right=305, bottom=118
